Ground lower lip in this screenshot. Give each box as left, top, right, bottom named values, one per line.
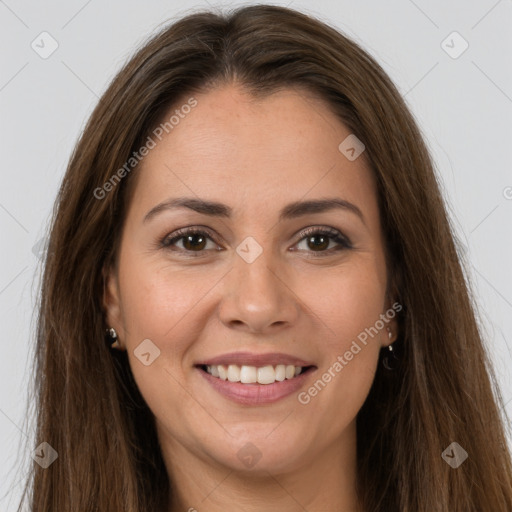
left=197, top=367, right=315, bottom=405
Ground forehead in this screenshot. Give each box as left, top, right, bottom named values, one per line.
left=125, top=84, right=378, bottom=224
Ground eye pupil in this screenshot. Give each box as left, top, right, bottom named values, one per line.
left=307, top=235, right=329, bottom=251
left=183, top=234, right=207, bottom=251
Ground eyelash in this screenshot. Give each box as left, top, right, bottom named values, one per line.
left=159, top=226, right=352, bottom=258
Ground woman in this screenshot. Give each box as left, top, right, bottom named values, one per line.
left=19, top=4, right=512, bottom=511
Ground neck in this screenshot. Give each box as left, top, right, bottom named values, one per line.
left=159, top=420, right=362, bottom=512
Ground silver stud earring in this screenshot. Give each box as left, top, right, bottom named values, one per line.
left=106, top=327, right=120, bottom=349
left=382, top=327, right=399, bottom=370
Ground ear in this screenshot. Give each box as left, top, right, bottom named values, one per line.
left=102, top=262, right=126, bottom=350
left=382, top=264, right=402, bottom=347
left=382, top=295, right=400, bottom=348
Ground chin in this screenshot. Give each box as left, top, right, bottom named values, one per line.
left=202, top=425, right=312, bottom=474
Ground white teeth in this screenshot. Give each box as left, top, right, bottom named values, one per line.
left=204, top=363, right=305, bottom=384
left=227, top=364, right=241, bottom=382
left=240, top=365, right=257, bottom=383
left=275, top=364, right=286, bottom=382
left=257, top=365, right=275, bottom=385
left=217, top=365, right=228, bottom=381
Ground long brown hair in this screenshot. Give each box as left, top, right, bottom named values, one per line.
left=17, top=5, right=512, bottom=511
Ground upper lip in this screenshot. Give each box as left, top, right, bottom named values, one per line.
left=196, top=351, right=315, bottom=368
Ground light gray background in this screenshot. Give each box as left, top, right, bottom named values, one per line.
left=1, top=0, right=511, bottom=510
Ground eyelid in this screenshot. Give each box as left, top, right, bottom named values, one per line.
left=296, top=226, right=352, bottom=248
left=160, top=226, right=221, bottom=252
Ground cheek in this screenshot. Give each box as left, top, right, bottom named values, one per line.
left=305, top=258, right=387, bottom=348
left=296, top=260, right=385, bottom=416
left=117, top=252, right=216, bottom=346
left=116, top=257, right=209, bottom=424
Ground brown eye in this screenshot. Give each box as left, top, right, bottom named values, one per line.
left=181, top=232, right=208, bottom=251
left=294, top=227, right=352, bottom=255
left=161, top=228, right=219, bottom=256
left=305, top=233, right=330, bottom=251
left=161, top=226, right=351, bottom=258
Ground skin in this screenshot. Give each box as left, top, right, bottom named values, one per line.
left=104, top=83, right=398, bottom=512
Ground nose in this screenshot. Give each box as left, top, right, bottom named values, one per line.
left=217, top=248, right=300, bottom=335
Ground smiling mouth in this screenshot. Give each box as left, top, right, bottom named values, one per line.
left=198, top=364, right=316, bottom=385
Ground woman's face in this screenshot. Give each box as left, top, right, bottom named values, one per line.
left=104, top=83, right=397, bottom=475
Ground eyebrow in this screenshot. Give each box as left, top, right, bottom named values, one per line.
left=143, top=196, right=365, bottom=225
